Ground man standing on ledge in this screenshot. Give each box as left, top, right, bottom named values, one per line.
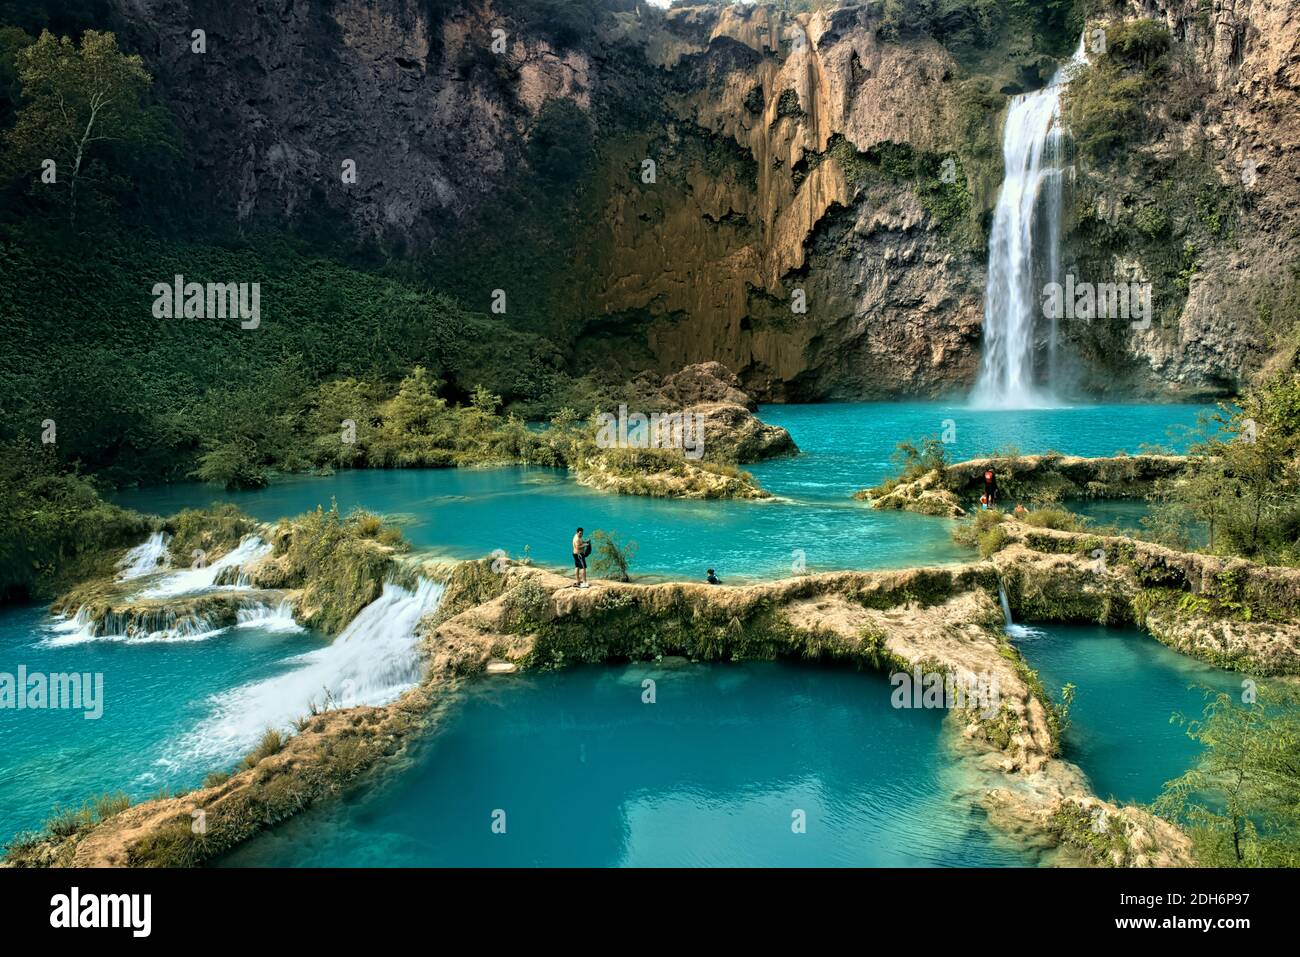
left=572, top=526, right=590, bottom=589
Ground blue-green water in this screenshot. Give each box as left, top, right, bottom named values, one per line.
left=110, top=402, right=1210, bottom=581
left=2, top=402, right=1231, bottom=861
left=222, top=661, right=1030, bottom=867
left=1013, top=624, right=1242, bottom=804
left=222, top=619, right=1241, bottom=868
left=0, top=604, right=321, bottom=845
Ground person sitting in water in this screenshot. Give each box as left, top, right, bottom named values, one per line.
left=1014, top=503, right=1028, bottom=518
left=572, top=526, right=590, bottom=588
left=979, top=493, right=990, bottom=511
left=706, top=568, right=722, bottom=585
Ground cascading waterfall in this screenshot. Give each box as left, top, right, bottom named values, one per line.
left=236, top=598, right=303, bottom=633
left=971, top=38, right=1087, bottom=409
left=176, top=578, right=445, bottom=766
left=135, top=535, right=272, bottom=598
left=116, top=532, right=172, bottom=580
left=47, top=606, right=224, bottom=646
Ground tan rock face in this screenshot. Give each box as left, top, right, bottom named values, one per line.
left=105, top=0, right=985, bottom=399
left=586, top=3, right=984, bottom=398
left=104, top=0, right=1294, bottom=398
left=1061, top=0, right=1300, bottom=396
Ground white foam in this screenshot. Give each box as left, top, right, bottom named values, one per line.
left=44, top=608, right=226, bottom=646
left=136, top=535, right=272, bottom=598
left=116, top=532, right=171, bottom=581
left=173, top=578, right=444, bottom=767
left=236, top=598, right=304, bottom=634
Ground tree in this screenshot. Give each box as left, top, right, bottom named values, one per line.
left=1146, top=373, right=1300, bottom=563
left=1144, top=456, right=1228, bottom=551
left=590, top=529, right=637, bottom=582
left=0, top=25, right=32, bottom=128
left=1155, top=684, right=1300, bottom=867
left=6, top=29, right=152, bottom=224
left=891, top=433, right=948, bottom=480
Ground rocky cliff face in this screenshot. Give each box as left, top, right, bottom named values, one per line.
left=577, top=3, right=988, bottom=399
left=1058, top=0, right=1300, bottom=398
left=107, top=0, right=594, bottom=234
left=103, top=0, right=1298, bottom=400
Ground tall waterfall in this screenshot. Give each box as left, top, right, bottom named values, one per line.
left=971, top=38, right=1088, bottom=409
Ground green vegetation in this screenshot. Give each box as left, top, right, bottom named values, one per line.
left=250, top=502, right=407, bottom=635
left=1064, top=19, right=1172, bottom=165
left=951, top=508, right=1011, bottom=557
left=1061, top=17, right=1247, bottom=334
left=0, top=21, right=613, bottom=498
left=830, top=136, right=976, bottom=242
left=0, top=439, right=151, bottom=601
left=3, top=789, right=131, bottom=862
left=239, top=729, right=285, bottom=771
left=116, top=704, right=420, bottom=867
left=951, top=502, right=1088, bottom=558
left=775, top=88, right=803, bottom=119
left=1155, top=684, right=1300, bottom=867
left=892, top=434, right=950, bottom=483
left=4, top=29, right=162, bottom=225
left=871, top=0, right=1088, bottom=62
left=0, top=231, right=574, bottom=488
left=164, top=505, right=258, bottom=565
left=1145, top=374, right=1300, bottom=565
left=590, top=529, right=637, bottom=582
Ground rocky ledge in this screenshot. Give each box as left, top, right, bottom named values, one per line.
left=993, top=522, right=1300, bottom=676
left=9, top=555, right=1194, bottom=869
left=574, top=362, right=796, bottom=499
left=857, top=453, right=1189, bottom=517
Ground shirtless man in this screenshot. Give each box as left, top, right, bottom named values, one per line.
left=572, top=526, right=589, bottom=588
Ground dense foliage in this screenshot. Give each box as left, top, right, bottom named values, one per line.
left=1156, top=683, right=1300, bottom=867
left=1145, top=374, right=1300, bottom=565
left=0, top=440, right=149, bottom=601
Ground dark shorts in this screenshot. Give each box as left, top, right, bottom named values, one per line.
left=574, top=553, right=586, bottom=569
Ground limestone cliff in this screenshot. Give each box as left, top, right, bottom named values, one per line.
left=1058, top=0, right=1300, bottom=397
left=100, top=0, right=1299, bottom=399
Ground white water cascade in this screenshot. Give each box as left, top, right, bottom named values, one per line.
left=116, top=532, right=172, bottom=581
left=46, top=606, right=226, bottom=646
left=971, top=38, right=1088, bottom=409
left=236, top=598, right=303, bottom=633
left=135, top=535, right=272, bottom=598
left=174, top=578, right=445, bottom=767
left=997, top=581, right=1043, bottom=641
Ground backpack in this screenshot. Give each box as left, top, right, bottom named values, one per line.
left=581, top=540, right=592, bottom=557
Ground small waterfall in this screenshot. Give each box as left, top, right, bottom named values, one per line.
left=997, top=580, right=1042, bottom=641
left=135, top=535, right=272, bottom=598
left=116, top=532, right=171, bottom=581
left=972, top=38, right=1087, bottom=409
left=236, top=598, right=303, bottom=633
left=997, top=582, right=1014, bottom=628
left=47, top=606, right=224, bottom=646
left=176, top=578, right=445, bottom=766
